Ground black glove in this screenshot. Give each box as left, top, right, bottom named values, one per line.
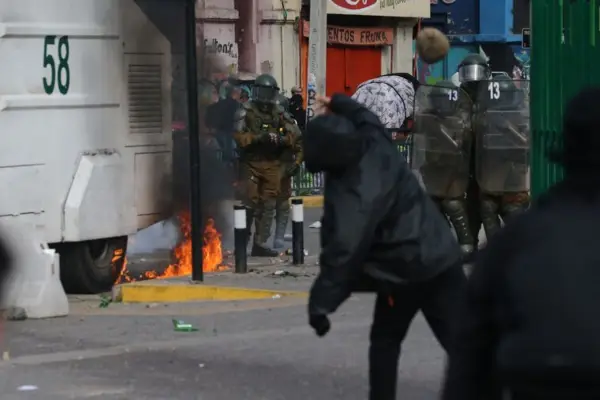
left=285, top=163, right=300, bottom=177
left=257, top=132, right=272, bottom=143
left=309, top=314, right=331, bottom=337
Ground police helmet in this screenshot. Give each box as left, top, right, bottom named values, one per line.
left=458, top=54, right=491, bottom=83
left=251, top=74, right=279, bottom=105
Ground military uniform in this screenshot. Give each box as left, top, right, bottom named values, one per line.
left=233, top=74, right=295, bottom=257
left=412, top=80, right=475, bottom=256
left=273, top=94, right=303, bottom=249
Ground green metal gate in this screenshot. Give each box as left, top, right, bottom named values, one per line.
left=530, top=0, right=600, bottom=196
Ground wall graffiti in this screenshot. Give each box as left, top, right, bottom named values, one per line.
left=204, top=38, right=237, bottom=57
left=511, top=47, right=530, bottom=80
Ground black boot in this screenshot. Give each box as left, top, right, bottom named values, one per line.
left=251, top=243, right=280, bottom=257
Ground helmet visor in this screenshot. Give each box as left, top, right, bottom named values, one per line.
left=252, top=86, right=278, bottom=104
left=458, top=64, right=490, bottom=83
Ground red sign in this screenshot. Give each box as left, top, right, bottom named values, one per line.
left=329, top=0, right=378, bottom=11
left=302, top=21, right=394, bottom=46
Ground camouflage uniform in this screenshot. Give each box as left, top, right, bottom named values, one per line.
left=233, top=74, right=295, bottom=257
left=273, top=94, right=303, bottom=249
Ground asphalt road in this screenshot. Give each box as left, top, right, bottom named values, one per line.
left=1, top=293, right=444, bottom=399
left=1, top=207, right=448, bottom=398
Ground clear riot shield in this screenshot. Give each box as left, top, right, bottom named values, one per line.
left=411, top=84, right=473, bottom=198
left=475, top=79, right=530, bottom=193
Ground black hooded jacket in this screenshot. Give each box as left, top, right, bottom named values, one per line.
left=305, top=94, right=462, bottom=316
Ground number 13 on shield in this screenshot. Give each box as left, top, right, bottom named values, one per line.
left=488, top=82, right=500, bottom=99
left=42, top=35, right=71, bottom=95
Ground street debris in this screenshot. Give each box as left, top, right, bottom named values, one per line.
left=284, top=233, right=292, bottom=241
left=172, top=319, right=198, bottom=332
left=285, top=249, right=309, bottom=256
left=99, top=294, right=112, bottom=308
left=272, top=294, right=282, bottom=299
left=5, top=307, right=27, bottom=321
left=271, top=270, right=299, bottom=278
left=2, top=351, right=9, bottom=361
left=17, top=385, right=38, bottom=392
left=309, top=221, right=321, bottom=229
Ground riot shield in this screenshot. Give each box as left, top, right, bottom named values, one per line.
left=475, top=79, right=530, bottom=193
left=411, top=84, right=473, bottom=198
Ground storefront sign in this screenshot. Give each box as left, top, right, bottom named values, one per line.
left=302, top=21, right=394, bottom=46
left=327, top=0, right=430, bottom=18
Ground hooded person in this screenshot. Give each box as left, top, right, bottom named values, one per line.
left=442, top=87, right=600, bottom=400
left=351, top=73, right=418, bottom=135
left=305, top=83, right=467, bottom=400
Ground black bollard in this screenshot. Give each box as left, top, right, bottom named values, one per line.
left=234, top=205, right=247, bottom=273
left=291, top=198, right=304, bottom=265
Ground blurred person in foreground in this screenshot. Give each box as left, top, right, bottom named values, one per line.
left=442, top=87, right=600, bottom=400
left=304, top=88, right=466, bottom=400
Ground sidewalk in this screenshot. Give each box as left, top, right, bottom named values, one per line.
left=119, top=207, right=323, bottom=303
left=115, top=261, right=319, bottom=303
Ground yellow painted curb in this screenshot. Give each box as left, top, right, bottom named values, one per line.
left=113, top=283, right=307, bottom=303
left=290, top=195, right=323, bottom=208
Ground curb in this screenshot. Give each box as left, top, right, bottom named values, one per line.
left=112, top=282, right=307, bottom=303
left=290, top=195, right=323, bottom=208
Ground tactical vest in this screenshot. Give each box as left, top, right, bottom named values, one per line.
left=242, top=102, right=283, bottom=161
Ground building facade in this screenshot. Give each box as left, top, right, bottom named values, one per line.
left=418, top=0, right=530, bottom=83
left=195, top=0, right=430, bottom=97
left=303, top=0, right=430, bottom=97
left=195, top=0, right=303, bottom=95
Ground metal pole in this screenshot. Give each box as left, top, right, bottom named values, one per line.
left=233, top=205, right=248, bottom=273
left=306, top=0, right=327, bottom=124
left=291, top=199, right=304, bottom=265
left=185, top=0, right=204, bottom=282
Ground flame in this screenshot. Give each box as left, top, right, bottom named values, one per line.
left=114, top=212, right=229, bottom=284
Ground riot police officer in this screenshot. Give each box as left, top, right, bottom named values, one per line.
left=273, top=94, right=303, bottom=249
left=474, top=75, right=530, bottom=238
left=456, top=53, right=492, bottom=249
left=456, top=54, right=530, bottom=242
left=233, top=74, right=298, bottom=256
left=412, top=80, right=475, bottom=256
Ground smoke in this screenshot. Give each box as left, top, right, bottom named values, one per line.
left=127, top=218, right=181, bottom=255
left=129, top=0, right=236, bottom=255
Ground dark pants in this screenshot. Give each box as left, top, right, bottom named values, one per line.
left=466, top=177, right=482, bottom=246
left=509, top=388, right=600, bottom=400
left=369, top=265, right=467, bottom=400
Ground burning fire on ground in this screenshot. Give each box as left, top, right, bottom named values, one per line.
left=114, top=212, right=230, bottom=284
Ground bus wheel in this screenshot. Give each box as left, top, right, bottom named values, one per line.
left=57, top=237, right=127, bottom=294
